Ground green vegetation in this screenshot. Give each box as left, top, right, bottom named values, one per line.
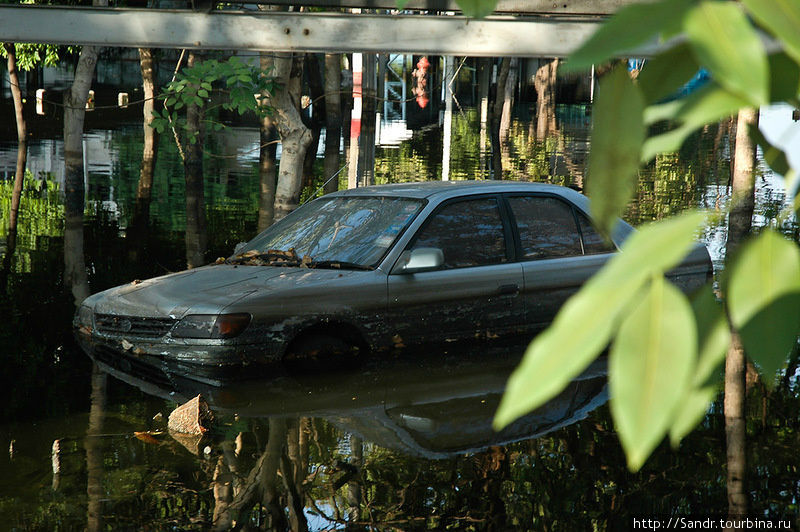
left=495, top=0, right=800, bottom=471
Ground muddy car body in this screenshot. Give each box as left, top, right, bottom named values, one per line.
left=74, top=181, right=712, bottom=368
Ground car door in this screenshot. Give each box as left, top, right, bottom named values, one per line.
left=386, top=196, right=525, bottom=345
left=504, top=194, right=616, bottom=334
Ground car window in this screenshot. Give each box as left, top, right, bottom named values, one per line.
left=577, top=212, right=617, bottom=254
left=411, top=197, right=507, bottom=269
left=507, top=196, right=582, bottom=259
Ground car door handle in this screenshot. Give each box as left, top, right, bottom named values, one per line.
left=498, top=284, right=520, bottom=297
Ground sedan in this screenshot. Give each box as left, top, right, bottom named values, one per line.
left=74, top=181, right=712, bottom=368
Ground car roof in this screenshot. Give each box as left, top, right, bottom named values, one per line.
left=326, top=180, right=582, bottom=201
left=324, top=180, right=635, bottom=245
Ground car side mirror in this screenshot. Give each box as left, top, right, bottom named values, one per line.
left=393, top=247, right=444, bottom=274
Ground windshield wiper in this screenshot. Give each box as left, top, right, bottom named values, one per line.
left=310, top=260, right=373, bottom=271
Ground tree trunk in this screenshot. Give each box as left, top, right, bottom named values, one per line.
left=63, top=44, right=100, bottom=306
left=271, top=53, right=314, bottom=221
left=134, top=48, right=158, bottom=230
left=4, top=44, right=27, bottom=248
left=323, top=53, right=342, bottom=195
left=85, top=365, right=107, bottom=532
left=258, top=52, right=279, bottom=232
left=534, top=58, right=560, bottom=139
left=490, top=58, right=511, bottom=179
left=499, top=57, right=517, bottom=143
left=723, top=107, right=758, bottom=525
left=183, top=51, right=208, bottom=268
left=3, top=45, right=26, bottom=273
left=303, top=54, right=325, bottom=192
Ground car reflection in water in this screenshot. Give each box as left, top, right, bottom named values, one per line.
left=91, top=343, right=609, bottom=459
left=74, top=181, right=712, bottom=370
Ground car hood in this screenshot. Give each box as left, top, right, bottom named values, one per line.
left=85, top=264, right=361, bottom=318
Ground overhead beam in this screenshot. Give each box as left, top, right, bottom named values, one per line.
left=0, top=5, right=608, bottom=57
left=238, top=0, right=640, bottom=15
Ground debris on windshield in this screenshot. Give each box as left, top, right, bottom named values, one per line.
left=217, top=248, right=313, bottom=268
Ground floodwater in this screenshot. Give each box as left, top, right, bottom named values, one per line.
left=1, top=83, right=799, bottom=530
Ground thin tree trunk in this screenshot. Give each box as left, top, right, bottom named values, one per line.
left=303, top=54, right=325, bottom=192
left=63, top=44, right=100, bottom=306
left=323, top=53, right=342, bottom=195
left=271, top=53, right=314, bottom=221
left=183, top=51, right=208, bottom=268
left=490, top=58, right=511, bottom=179
left=499, top=57, right=517, bottom=143
left=85, top=365, right=107, bottom=532
left=4, top=44, right=27, bottom=247
left=134, top=48, right=158, bottom=230
left=258, top=52, right=279, bottom=232
left=723, top=107, right=758, bottom=525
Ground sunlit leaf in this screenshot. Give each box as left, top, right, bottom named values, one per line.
left=495, top=211, right=706, bottom=430
left=642, top=83, right=749, bottom=162
left=455, top=0, right=497, bottom=18
left=743, top=0, right=800, bottom=67
left=565, top=0, right=694, bottom=72
left=586, top=66, right=645, bottom=236
left=684, top=1, right=769, bottom=106
left=728, top=229, right=800, bottom=386
left=610, top=275, right=696, bottom=471
left=691, top=284, right=730, bottom=385
left=637, top=43, right=701, bottom=104
left=668, top=284, right=729, bottom=446
left=669, top=385, right=719, bottom=447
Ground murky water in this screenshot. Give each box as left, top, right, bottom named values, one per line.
left=1, top=94, right=799, bottom=530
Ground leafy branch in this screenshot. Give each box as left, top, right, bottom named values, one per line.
left=495, top=0, right=800, bottom=471
left=150, top=56, right=276, bottom=144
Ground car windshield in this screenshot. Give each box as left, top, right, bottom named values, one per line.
left=233, top=196, right=425, bottom=268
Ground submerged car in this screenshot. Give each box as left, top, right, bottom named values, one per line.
left=74, top=181, right=712, bottom=368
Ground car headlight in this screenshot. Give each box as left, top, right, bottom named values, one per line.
left=75, top=305, right=94, bottom=330
left=170, top=313, right=252, bottom=339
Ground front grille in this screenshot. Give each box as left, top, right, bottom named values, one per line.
left=92, top=345, right=173, bottom=388
left=95, top=314, right=176, bottom=338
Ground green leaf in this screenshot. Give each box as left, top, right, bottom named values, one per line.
left=455, top=0, right=497, bottom=18
left=691, top=284, right=731, bottom=386
left=610, top=275, right=696, bottom=471
left=565, top=0, right=694, bottom=72
left=684, top=1, right=769, bottom=106
left=728, top=229, right=800, bottom=386
left=494, top=210, right=706, bottom=430
left=637, top=43, right=701, bottom=104
left=642, top=83, right=749, bottom=162
left=586, top=66, right=645, bottom=236
left=742, top=0, right=800, bottom=67
left=197, top=89, right=209, bottom=98
left=668, top=284, right=729, bottom=446
left=200, top=81, right=213, bottom=91
left=739, top=294, right=800, bottom=386
left=768, top=53, right=800, bottom=103
left=669, top=385, right=719, bottom=447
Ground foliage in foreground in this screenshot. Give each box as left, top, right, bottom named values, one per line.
left=495, top=0, right=800, bottom=470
